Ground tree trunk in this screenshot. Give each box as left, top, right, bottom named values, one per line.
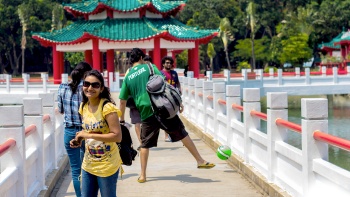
left=21, top=48, right=25, bottom=74
left=10, top=41, right=19, bottom=75
left=251, top=38, right=256, bottom=71
left=225, top=48, right=231, bottom=71
left=0, top=54, right=4, bottom=74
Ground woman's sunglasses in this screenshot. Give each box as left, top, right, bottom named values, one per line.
left=83, top=81, right=101, bottom=89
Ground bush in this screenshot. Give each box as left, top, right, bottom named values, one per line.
left=236, top=61, right=251, bottom=72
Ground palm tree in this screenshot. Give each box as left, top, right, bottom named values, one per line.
left=18, top=5, right=29, bottom=74
left=219, top=17, right=232, bottom=71
left=246, top=2, right=257, bottom=71
left=207, top=43, right=216, bottom=71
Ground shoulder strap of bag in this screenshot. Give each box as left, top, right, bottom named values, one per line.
left=147, top=62, right=154, bottom=76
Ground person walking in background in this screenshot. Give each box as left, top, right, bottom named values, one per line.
left=70, top=70, right=123, bottom=197
left=57, top=61, right=92, bottom=197
left=161, top=56, right=182, bottom=142
left=119, top=48, right=215, bottom=184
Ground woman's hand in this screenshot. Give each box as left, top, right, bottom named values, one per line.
left=69, top=131, right=85, bottom=148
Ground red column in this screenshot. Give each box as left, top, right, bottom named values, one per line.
left=92, top=38, right=101, bottom=71
left=85, top=50, right=93, bottom=66
left=148, top=51, right=153, bottom=59
left=59, top=51, right=64, bottom=75
left=100, top=52, right=104, bottom=71
left=172, top=51, right=177, bottom=68
left=193, top=41, right=199, bottom=78
left=188, top=48, right=193, bottom=72
left=107, top=49, right=114, bottom=82
left=52, top=45, right=60, bottom=84
left=153, top=38, right=161, bottom=70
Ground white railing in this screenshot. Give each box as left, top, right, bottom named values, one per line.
left=0, top=72, right=122, bottom=94
left=0, top=92, right=65, bottom=197
left=181, top=77, right=350, bottom=197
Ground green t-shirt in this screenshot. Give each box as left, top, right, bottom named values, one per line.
left=119, top=63, right=163, bottom=121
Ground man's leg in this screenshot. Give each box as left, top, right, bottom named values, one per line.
left=181, top=135, right=206, bottom=165
left=139, top=147, right=149, bottom=182
left=135, top=123, right=141, bottom=144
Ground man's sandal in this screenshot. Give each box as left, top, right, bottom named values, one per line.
left=197, top=162, right=215, bottom=169
left=137, top=177, right=146, bottom=183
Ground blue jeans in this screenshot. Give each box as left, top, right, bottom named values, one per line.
left=81, top=169, right=119, bottom=197
left=64, top=126, right=85, bottom=197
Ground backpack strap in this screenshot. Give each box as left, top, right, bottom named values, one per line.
left=147, top=62, right=154, bottom=76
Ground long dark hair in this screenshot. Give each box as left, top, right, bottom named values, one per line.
left=129, top=48, right=145, bottom=64
left=69, top=61, right=92, bottom=93
left=82, top=70, right=115, bottom=106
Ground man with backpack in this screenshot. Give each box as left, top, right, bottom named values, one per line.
left=161, top=56, right=181, bottom=142
left=119, top=48, right=215, bottom=183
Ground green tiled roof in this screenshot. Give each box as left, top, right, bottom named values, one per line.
left=318, top=30, right=350, bottom=50
left=63, top=0, right=187, bottom=14
left=32, top=17, right=218, bottom=45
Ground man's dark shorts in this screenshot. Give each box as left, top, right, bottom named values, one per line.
left=140, top=114, right=188, bottom=148
left=129, top=108, right=141, bottom=124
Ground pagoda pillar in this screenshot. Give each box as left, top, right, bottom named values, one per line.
left=193, top=41, right=199, bottom=78
left=100, top=52, right=104, bottom=71
left=153, top=38, right=161, bottom=69
left=188, top=49, right=193, bottom=74
left=172, top=51, right=177, bottom=68
left=107, top=49, right=114, bottom=82
left=92, top=38, right=101, bottom=71
left=52, top=45, right=60, bottom=84
left=58, top=51, right=64, bottom=74
left=85, top=50, right=93, bottom=66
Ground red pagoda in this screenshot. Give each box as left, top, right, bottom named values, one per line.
left=32, top=0, right=218, bottom=84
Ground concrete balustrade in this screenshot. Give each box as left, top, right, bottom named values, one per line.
left=0, top=92, right=65, bottom=197
left=180, top=78, right=350, bottom=197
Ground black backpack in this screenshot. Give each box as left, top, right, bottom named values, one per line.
left=101, top=101, right=137, bottom=166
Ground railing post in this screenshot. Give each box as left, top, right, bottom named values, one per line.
left=226, top=85, right=241, bottom=149
left=22, top=73, right=29, bottom=93
left=213, top=82, right=226, bottom=143
left=243, top=88, right=261, bottom=162
left=206, top=71, right=212, bottom=81
left=0, top=105, right=25, bottom=196
left=305, top=68, right=310, bottom=85
left=301, top=98, right=328, bottom=196
left=61, top=73, right=68, bottom=84
left=194, top=79, right=204, bottom=129
left=224, top=69, right=230, bottom=82
left=114, top=72, right=120, bottom=91
left=256, top=69, right=263, bottom=80
left=333, top=67, right=338, bottom=84
left=321, top=66, right=326, bottom=77
left=23, top=98, right=45, bottom=195
left=188, top=78, right=196, bottom=122
left=242, top=69, right=247, bottom=80
left=278, top=69, right=283, bottom=85
left=181, top=77, right=189, bottom=117
left=187, top=71, right=194, bottom=78
left=295, top=67, right=300, bottom=77
left=6, top=74, right=10, bottom=93
left=109, top=72, right=114, bottom=90
left=269, top=68, right=274, bottom=78
left=347, top=66, right=350, bottom=75
left=41, top=73, right=48, bottom=93
left=203, top=81, right=213, bottom=134
left=266, top=92, right=288, bottom=182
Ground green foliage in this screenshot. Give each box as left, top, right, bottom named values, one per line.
left=236, top=61, right=250, bottom=72
left=279, top=33, right=313, bottom=66
left=65, top=52, right=84, bottom=67
left=264, top=66, right=277, bottom=73
left=233, top=36, right=271, bottom=65
left=175, top=50, right=188, bottom=68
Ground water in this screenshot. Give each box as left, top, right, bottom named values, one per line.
left=260, top=95, right=350, bottom=171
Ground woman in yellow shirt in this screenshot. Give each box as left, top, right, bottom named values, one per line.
left=70, top=70, right=122, bottom=197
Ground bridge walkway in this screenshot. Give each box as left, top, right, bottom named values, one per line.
left=51, top=93, right=264, bottom=197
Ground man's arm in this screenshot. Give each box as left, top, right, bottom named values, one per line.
left=119, top=99, right=127, bottom=122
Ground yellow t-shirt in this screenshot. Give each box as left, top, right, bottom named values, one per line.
left=79, top=98, right=122, bottom=177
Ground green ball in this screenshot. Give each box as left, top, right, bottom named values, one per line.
left=216, top=145, right=232, bottom=160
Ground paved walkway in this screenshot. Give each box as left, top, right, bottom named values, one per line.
left=52, top=93, right=263, bottom=197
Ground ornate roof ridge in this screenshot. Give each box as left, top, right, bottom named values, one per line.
left=63, top=0, right=187, bottom=17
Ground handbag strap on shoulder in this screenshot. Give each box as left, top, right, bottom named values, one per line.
left=147, top=62, right=154, bottom=76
